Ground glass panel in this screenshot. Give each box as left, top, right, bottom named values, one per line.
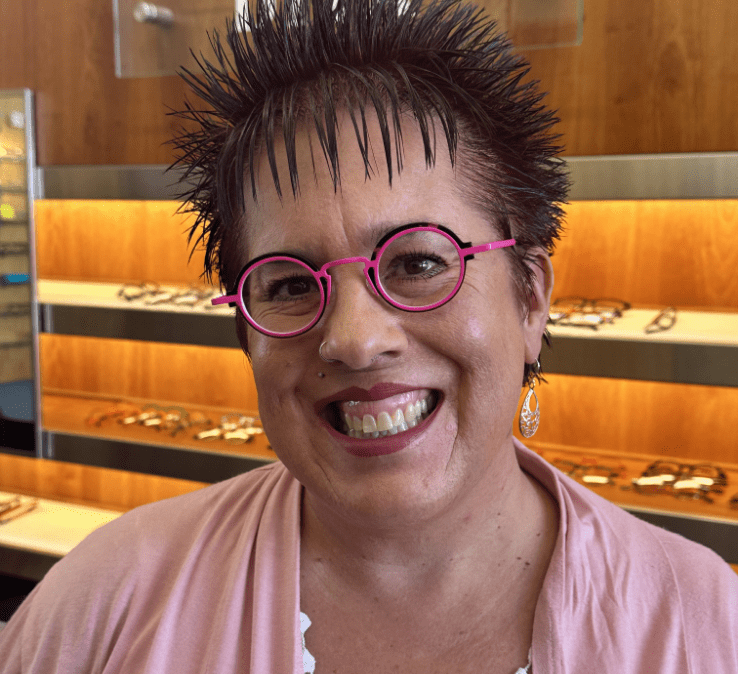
left=114, top=0, right=238, bottom=78
left=114, top=0, right=583, bottom=78
left=0, top=90, right=40, bottom=456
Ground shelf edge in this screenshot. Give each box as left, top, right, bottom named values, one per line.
left=38, top=153, right=738, bottom=201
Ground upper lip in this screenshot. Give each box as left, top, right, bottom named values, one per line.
left=314, top=383, right=431, bottom=415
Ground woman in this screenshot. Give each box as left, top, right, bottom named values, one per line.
left=2, top=0, right=736, bottom=671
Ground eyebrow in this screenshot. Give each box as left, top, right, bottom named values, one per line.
left=256, top=220, right=436, bottom=262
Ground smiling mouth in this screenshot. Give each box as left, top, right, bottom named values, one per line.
left=325, top=390, right=439, bottom=439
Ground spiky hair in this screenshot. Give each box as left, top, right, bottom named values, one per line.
left=171, top=0, right=568, bottom=302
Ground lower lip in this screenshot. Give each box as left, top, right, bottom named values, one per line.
left=322, top=400, right=440, bottom=457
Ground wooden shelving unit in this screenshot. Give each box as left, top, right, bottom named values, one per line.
left=5, top=159, right=738, bottom=569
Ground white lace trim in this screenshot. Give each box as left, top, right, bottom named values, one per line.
left=300, top=612, right=316, bottom=674
left=300, top=611, right=531, bottom=674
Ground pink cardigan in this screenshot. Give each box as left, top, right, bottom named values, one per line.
left=2, top=442, right=736, bottom=673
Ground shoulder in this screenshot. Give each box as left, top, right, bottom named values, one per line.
left=66, top=459, right=294, bottom=572
left=0, top=461, right=300, bottom=672
left=516, top=443, right=738, bottom=667
left=521, top=443, right=736, bottom=586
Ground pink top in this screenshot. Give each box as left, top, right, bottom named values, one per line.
left=1, top=441, right=736, bottom=673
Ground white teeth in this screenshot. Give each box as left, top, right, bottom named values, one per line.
left=337, top=394, right=435, bottom=439
left=377, top=412, right=393, bottom=432
left=362, top=414, right=378, bottom=434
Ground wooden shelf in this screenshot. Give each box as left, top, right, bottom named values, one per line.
left=41, top=391, right=276, bottom=483
left=528, top=440, right=738, bottom=524
left=546, top=307, right=738, bottom=386
left=0, top=453, right=209, bottom=580
left=548, top=308, right=738, bottom=348
left=38, top=279, right=239, bottom=349
left=0, top=490, right=120, bottom=558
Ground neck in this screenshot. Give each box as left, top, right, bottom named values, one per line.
left=300, top=442, right=558, bottom=606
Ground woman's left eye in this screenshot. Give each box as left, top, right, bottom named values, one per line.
left=392, top=254, right=446, bottom=279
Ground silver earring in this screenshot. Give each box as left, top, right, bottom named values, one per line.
left=518, top=359, right=540, bottom=438
left=317, top=372, right=326, bottom=378
left=319, top=341, right=337, bottom=364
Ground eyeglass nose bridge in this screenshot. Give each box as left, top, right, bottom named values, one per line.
left=317, top=255, right=379, bottom=304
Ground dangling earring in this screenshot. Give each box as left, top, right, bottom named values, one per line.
left=518, top=359, right=541, bottom=439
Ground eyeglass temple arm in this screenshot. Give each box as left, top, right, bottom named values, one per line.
left=211, top=294, right=238, bottom=307
left=463, top=238, right=516, bottom=257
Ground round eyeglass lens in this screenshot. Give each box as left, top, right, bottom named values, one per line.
left=376, top=228, right=463, bottom=310
left=241, top=258, right=323, bottom=335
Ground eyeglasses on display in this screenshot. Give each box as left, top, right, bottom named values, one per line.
left=0, top=301, right=30, bottom=317
left=644, top=306, right=677, bottom=334
left=626, top=460, right=728, bottom=503
left=212, top=223, right=516, bottom=337
left=548, top=297, right=631, bottom=330
left=118, top=282, right=216, bottom=307
left=0, top=494, right=37, bottom=524
left=551, top=458, right=622, bottom=486
left=0, top=241, right=29, bottom=256
left=86, top=402, right=264, bottom=445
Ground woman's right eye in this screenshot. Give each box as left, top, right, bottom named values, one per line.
left=266, top=274, right=318, bottom=301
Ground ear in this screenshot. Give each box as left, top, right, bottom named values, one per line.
left=522, top=247, right=554, bottom=364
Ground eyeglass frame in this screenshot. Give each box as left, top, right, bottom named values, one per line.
left=212, top=223, right=516, bottom=338
left=551, top=457, right=622, bottom=486
left=548, top=296, right=631, bottom=330
left=627, top=460, right=728, bottom=503
left=644, top=306, right=677, bottom=334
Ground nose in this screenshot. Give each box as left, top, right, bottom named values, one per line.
left=319, top=265, right=408, bottom=370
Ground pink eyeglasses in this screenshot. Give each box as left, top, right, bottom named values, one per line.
left=212, top=223, right=516, bottom=337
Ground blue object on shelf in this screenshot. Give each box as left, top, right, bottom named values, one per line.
left=0, top=273, right=29, bottom=286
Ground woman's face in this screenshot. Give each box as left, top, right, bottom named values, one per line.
left=241, top=113, right=552, bottom=525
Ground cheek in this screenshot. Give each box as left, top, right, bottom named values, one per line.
left=248, top=330, right=306, bottom=412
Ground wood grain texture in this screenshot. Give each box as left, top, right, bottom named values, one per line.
left=1, top=0, right=737, bottom=164
left=516, top=373, right=738, bottom=465
left=519, top=0, right=738, bottom=155
left=0, top=0, right=191, bottom=165
left=553, top=200, right=738, bottom=309
left=35, top=200, right=206, bottom=284
left=0, top=452, right=207, bottom=511
left=39, top=334, right=257, bottom=411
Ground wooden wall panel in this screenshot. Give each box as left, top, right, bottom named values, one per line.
left=553, top=200, right=738, bottom=310
left=39, top=334, right=258, bottom=412
left=515, top=374, right=738, bottom=465
left=35, top=200, right=207, bottom=285
left=1, top=0, right=737, bottom=164
left=520, top=0, right=738, bottom=155
left=0, top=0, right=190, bottom=165
left=0, top=453, right=207, bottom=510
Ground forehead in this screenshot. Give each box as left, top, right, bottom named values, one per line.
left=242, top=111, right=483, bottom=257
